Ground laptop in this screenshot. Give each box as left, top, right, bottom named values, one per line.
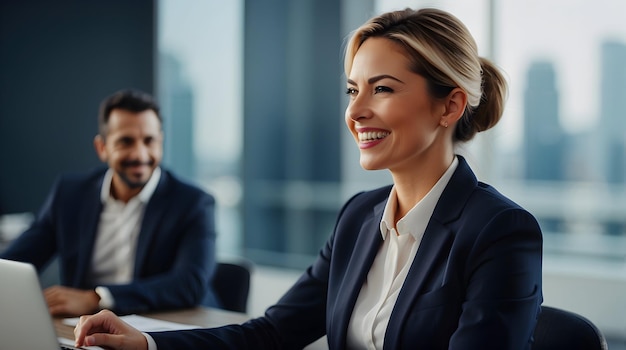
left=0, top=258, right=103, bottom=349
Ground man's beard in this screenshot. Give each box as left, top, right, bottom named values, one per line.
left=117, top=160, right=155, bottom=189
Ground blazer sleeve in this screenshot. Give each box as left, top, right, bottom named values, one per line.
left=149, top=236, right=331, bottom=349
left=0, top=178, right=60, bottom=270
left=147, top=195, right=370, bottom=349
left=104, top=190, right=219, bottom=314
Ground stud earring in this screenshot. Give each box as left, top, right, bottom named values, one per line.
left=442, top=121, right=449, bottom=128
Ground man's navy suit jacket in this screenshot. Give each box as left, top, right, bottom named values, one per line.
left=151, top=156, right=543, bottom=349
left=0, top=167, right=219, bottom=314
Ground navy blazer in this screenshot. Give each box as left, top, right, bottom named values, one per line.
left=0, top=167, right=219, bottom=314
left=151, top=156, right=543, bottom=349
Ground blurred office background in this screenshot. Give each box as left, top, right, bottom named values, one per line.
left=1, top=0, right=624, bottom=346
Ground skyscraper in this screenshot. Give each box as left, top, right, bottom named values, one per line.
left=159, top=52, right=196, bottom=182
left=599, top=40, right=626, bottom=185
left=523, top=60, right=565, bottom=181
left=598, top=40, right=626, bottom=235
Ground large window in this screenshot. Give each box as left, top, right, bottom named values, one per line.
left=157, top=0, right=244, bottom=257
left=159, top=0, right=626, bottom=343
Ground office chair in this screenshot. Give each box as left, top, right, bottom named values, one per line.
left=212, top=260, right=252, bottom=313
left=532, top=305, right=608, bottom=350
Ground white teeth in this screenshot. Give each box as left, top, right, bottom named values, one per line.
left=358, top=131, right=389, bottom=141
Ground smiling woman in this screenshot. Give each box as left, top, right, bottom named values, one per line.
left=74, top=7, right=542, bottom=350
left=344, top=37, right=461, bottom=175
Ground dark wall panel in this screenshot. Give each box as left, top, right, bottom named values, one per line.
left=0, top=0, right=155, bottom=214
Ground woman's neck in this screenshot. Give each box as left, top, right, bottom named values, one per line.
left=391, top=153, right=455, bottom=221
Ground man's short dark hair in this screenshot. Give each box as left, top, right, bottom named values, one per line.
left=98, top=89, right=162, bottom=137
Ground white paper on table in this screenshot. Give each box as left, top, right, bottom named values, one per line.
left=63, top=314, right=201, bottom=332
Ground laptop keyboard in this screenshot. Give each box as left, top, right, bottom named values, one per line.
left=58, top=337, right=96, bottom=349
left=59, top=344, right=101, bottom=350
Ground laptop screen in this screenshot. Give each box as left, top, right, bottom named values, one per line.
left=0, top=258, right=102, bottom=349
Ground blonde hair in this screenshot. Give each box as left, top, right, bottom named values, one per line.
left=344, top=8, right=507, bottom=142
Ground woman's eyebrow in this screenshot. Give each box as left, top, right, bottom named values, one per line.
left=368, top=74, right=404, bottom=84
left=346, top=74, right=404, bottom=85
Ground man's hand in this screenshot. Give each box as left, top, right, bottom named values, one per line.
left=43, top=285, right=100, bottom=317
left=74, top=309, right=148, bottom=350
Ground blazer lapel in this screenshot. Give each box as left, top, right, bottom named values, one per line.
left=75, top=174, right=105, bottom=287
left=383, top=155, right=477, bottom=348
left=133, top=172, right=169, bottom=276
left=330, top=199, right=385, bottom=350
left=383, top=220, right=455, bottom=348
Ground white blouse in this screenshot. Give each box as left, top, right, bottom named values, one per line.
left=346, top=157, right=458, bottom=349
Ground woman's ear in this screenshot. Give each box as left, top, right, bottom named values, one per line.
left=93, top=135, right=108, bottom=162
left=440, top=88, right=467, bottom=127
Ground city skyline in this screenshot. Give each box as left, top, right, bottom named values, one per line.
left=159, top=0, right=626, bottom=160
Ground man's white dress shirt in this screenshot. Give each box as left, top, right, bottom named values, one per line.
left=92, top=167, right=161, bottom=308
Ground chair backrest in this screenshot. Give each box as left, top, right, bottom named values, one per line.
left=532, top=305, right=608, bottom=350
left=212, top=260, right=252, bottom=313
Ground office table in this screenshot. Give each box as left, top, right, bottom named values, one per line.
left=55, top=306, right=328, bottom=349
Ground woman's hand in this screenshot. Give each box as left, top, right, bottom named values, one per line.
left=74, top=309, right=148, bottom=350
